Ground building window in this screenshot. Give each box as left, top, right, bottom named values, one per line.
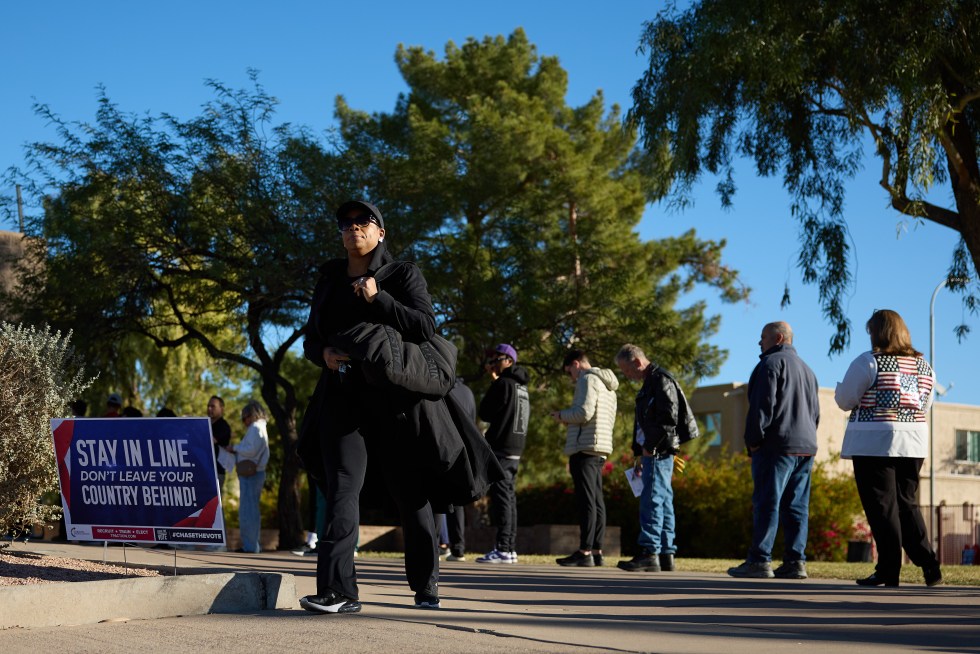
left=697, top=412, right=722, bottom=446
left=955, top=430, right=980, bottom=463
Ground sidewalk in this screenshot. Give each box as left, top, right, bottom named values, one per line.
left=2, top=541, right=978, bottom=653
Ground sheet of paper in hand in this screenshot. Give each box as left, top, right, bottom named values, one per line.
left=624, top=468, right=645, bottom=498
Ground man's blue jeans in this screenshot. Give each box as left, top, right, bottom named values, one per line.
left=238, top=471, right=266, bottom=553
left=637, top=454, right=675, bottom=555
left=749, top=449, right=813, bottom=563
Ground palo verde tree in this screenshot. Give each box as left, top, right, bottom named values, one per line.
left=5, top=74, right=352, bottom=548
left=334, top=30, right=748, bottom=482
left=630, top=0, right=980, bottom=353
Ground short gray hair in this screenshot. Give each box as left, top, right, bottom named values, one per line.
left=615, top=343, right=647, bottom=364
left=241, top=400, right=267, bottom=421
left=764, top=321, right=794, bottom=344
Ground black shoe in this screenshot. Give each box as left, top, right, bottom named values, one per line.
left=291, top=545, right=318, bottom=556
left=300, top=593, right=362, bottom=614
left=659, top=553, right=675, bottom=572
left=855, top=573, right=899, bottom=587
left=923, top=565, right=943, bottom=587
left=592, top=553, right=604, bottom=567
left=414, top=591, right=441, bottom=609
left=556, top=551, right=595, bottom=567
left=617, top=552, right=661, bottom=572
left=773, top=560, right=807, bottom=579
left=727, top=560, right=774, bottom=578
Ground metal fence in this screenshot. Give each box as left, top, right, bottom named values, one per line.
left=932, top=503, right=979, bottom=565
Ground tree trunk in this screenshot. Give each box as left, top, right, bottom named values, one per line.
left=259, top=377, right=305, bottom=551
left=275, top=415, right=305, bottom=551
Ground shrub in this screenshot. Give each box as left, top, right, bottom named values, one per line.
left=0, top=323, right=93, bottom=538
left=517, top=451, right=865, bottom=560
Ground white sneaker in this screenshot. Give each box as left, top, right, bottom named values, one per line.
left=476, top=549, right=515, bottom=564
left=446, top=553, right=466, bottom=562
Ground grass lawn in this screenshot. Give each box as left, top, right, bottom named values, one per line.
left=360, top=551, right=980, bottom=586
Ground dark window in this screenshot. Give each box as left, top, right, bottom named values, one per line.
left=955, top=430, right=980, bottom=463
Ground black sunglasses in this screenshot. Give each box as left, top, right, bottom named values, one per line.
left=485, top=356, right=508, bottom=365
left=338, top=214, right=380, bottom=232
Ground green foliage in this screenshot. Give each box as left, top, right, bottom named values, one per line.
left=336, top=29, right=748, bottom=483
left=77, top=333, right=248, bottom=418
left=3, top=74, right=355, bottom=548
left=807, top=457, right=868, bottom=562
left=671, top=453, right=755, bottom=558
left=517, top=451, right=865, bottom=560
left=4, top=30, right=751, bottom=537
left=630, top=0, right=980, bottom=352
left=0, top=323, right=93, bottom=536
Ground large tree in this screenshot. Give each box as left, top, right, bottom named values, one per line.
left=630, top=0, right=980, bottom=352
left=334, top=30, right=748, bottom=481
left=5, top=75, right=351, bottom=548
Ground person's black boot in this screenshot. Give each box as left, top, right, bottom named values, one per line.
left=659, top=553, right=675, bottom=571
left=617, top=551, right=661, bottom=572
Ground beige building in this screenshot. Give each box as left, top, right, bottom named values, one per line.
left=690, top=382, right=980, bottom=553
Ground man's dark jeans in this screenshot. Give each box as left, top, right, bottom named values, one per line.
left=489, top=456, right=520, bottom=552
left=569, top=452, right=606, bottom=551
left=749, top=448, right=813, bottom=563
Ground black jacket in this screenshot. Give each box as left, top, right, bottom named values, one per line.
left=297, top=244, right=502, bottom=508
left=744, top=343, right=819, bottom=454
left=478, top=365, right=531, bottom=457
left=211, top=417, right=231, bottom=474
left=303, top=245, right=435, bottom=366
left=631, top=364, right=688, bottom=457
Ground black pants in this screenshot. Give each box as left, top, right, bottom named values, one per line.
left=446, top=507, right=465, bottom=556
left=569, top=452, right=606, bottom=551
left=852, top=456, right=938, bottom=579
left=489, top=456, right=520, bottom=552
left=316, top=427, right=438, bottom=601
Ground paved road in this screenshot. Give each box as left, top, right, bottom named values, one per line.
left=3, top=543, right=978, bottom=653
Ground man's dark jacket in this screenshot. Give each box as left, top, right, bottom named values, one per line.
left=211, top=417, right=231, bottom=474
left=296, top=245, right=502, bottom=510
left=743, top=343, right=820, bottom=454
left=631, top=365, right=695, bottom=457
left=478, top=365, right=531, bottom=458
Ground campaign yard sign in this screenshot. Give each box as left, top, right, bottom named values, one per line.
left=51, top=418, right=225, bottom=546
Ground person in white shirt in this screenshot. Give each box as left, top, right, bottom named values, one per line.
left=227, top=400, right=270, bottom=554
left=834, top=309, right=942, bottom=588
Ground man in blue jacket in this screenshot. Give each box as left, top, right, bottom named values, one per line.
left=728, top=321, right=819, bottom=580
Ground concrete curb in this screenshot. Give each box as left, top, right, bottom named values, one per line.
left=0, top=572, right=296, bottom=630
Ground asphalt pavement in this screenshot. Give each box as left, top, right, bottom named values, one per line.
left=2, top=542, right=978, bottom=653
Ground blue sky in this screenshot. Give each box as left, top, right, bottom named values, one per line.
left=2, top=1, right=977, bottom=403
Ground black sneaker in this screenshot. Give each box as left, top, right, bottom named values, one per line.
left=727, top=561, right=774, bottom=578
left=592, top=553, right=604, bottom=567
left=299, top=593, right=362, bottom=614
left=855, top=572, right=899, bottom=587
left=617, top=552, right=661, bottom=572
left=924, top=565, right=943, bottom=587
left=291, top=545, right=318, bottom=557
left=773, top=560, right=807, bottom=579
left=556, top=551, right=595, bottom=567
left=414, top=591, right=441, bottom=609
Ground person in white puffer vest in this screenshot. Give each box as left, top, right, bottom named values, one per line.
left=550, top=349, right=619, bottom=567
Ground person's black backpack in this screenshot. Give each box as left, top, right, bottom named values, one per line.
left=656, top=368, right=700, bottom=445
